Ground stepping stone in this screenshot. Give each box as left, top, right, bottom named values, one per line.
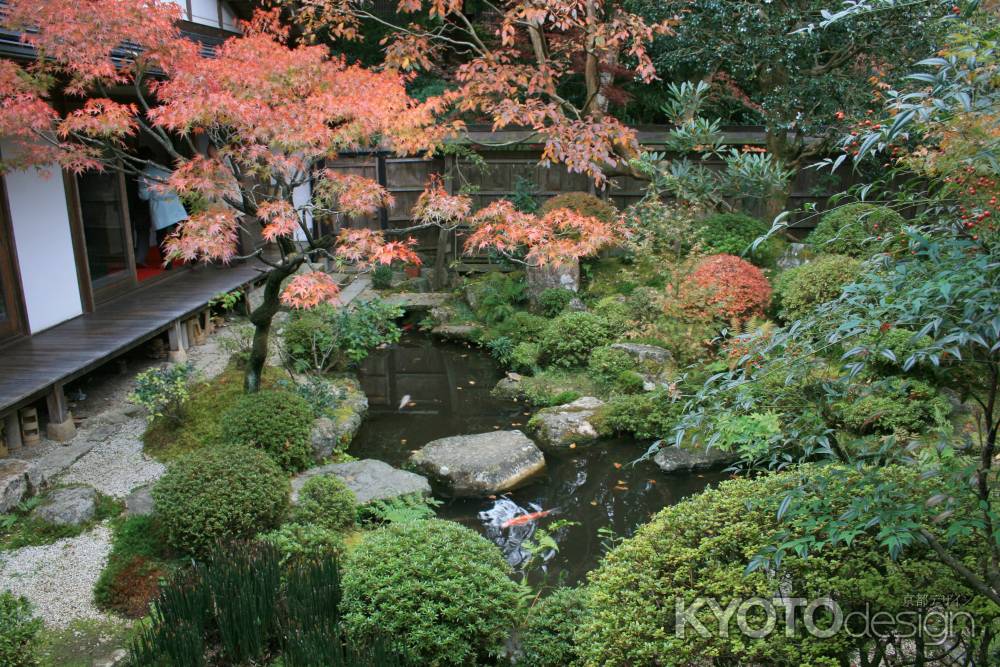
left=32, top=486, right=98, bottom=526
left=409, top=430, right=545, bottom=498
left=125, top=485, right=154, bottom=517
left=654, top=446, right=738, bottom=474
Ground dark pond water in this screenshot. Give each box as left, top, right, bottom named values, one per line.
left=350, top=331, right=724, bottom=586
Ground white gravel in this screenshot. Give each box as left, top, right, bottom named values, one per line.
left=0, top=321, right=246, bottom=628
left=59, top=417, right=165, bottom=498
left=0, top=525, right=113, bottom=627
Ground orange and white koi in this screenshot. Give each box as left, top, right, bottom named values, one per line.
left=500, top=509, right=552, bottom=529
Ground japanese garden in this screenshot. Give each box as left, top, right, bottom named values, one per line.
left=0, top=0, right=997, bottom=665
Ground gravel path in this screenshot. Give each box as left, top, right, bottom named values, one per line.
left=0, top=525, right=113, bottom=627
left=59, top=417, right=165, bottom=498
left=0, top=321, right=243, bottom=627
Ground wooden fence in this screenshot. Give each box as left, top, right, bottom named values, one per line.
left=319, top=127, right=852, bottom=274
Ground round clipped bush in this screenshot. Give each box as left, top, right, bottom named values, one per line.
left=773, top=254, right=862, bottom=322
left=152, top=444, right=289, bottom=556
left=0, top=592, right=41, bottom=667
left=537, top=288, right=575, bottom=317
left=810, top=203, right=905, bottom=257
left=290, top=475, right=357, bottom=531
left=220, top=390, right=314, bottom=471
left=342, top=519, right=521, bottom=666
left=836, top=376, right=950, bottom=436
left=519, top=587, right=588, bottom=667
left=539, top=311, right=615, bottom=367
left=679, top=254, right=772, bottom=323
left=258, top=522, right=346, bottom=566
left=587, top=346, right=637, bottom=388
left=695, top=212, right=785, bottom=268
left=578, top=467, right=981, bottom=666
left=540, top=191, right=618, bottom=224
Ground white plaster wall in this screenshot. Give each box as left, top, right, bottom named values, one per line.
left=1, top=141, right=82, bottom=333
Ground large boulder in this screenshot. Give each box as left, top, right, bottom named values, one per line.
left=654, top=446, right=737, bottom=474
left=292, top=459, right=431, bottom=505
left=310, top=377, right=369, bottom=461
left=32, top=485, right=98, bottom=526
left=528, top=397, right=605, bottom=450
left=408, top=430, right=546, bottom=497
left=526, top=261, right=579, bottom=305
left=491, top=373, right=525, bottom=401
left=609, top=342, right=673, bottom=366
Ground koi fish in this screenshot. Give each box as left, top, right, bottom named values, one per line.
left=398, top=394, right=412, bottom=410
left=500, top=509, right=552, bottom=529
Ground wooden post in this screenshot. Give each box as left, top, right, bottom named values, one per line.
left=46, top=383, right=76, bottom=442
left=167, top=320, right=187, bottom=363
left=3, top=412, right=21, bottom=454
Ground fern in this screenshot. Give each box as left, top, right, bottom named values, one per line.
left=360, top=494, right=441, bottom=525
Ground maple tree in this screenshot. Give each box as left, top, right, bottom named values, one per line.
left=273, top=0, right=678, bottom=183
left=0, top=1, right=445, bottom=392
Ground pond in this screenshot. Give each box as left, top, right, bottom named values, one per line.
left=351, top=331, right=724, bottom=586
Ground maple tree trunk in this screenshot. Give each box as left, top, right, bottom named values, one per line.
left=245, top=260, right=300, bottom=393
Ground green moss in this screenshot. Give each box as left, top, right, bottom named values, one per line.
left=142, top=365, right=285, bottom=461
left=518, top=369, right=601, bottom=406
left=39, top=618, right=135, bottom=667
left=94, top=515, right=180, bottom=618
left=0, top=490, right=122, bottom=551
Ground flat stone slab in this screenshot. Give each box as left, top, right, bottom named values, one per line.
left=654, top=446, right=737, bottom=474
left=32, top=486, right=97, bottom=526
left=431, top=324, right=480, bottom=342
left=409, top=430, right=546, bottom=497
left=610, top=342, right=673, bottom=365
left=529, top=397, right=605, bottom=450
left=380, top=292, right=451, bottom=310
left=125, top=485, right=154, bottom=517
left=292, top=459, right=430, bottom=505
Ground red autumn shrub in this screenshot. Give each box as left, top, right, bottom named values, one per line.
left=679, top=254, right=772, bottom=323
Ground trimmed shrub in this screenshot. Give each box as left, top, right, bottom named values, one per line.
left=579, top=467, right=983, bottom=666
left=342, top=519, right=521, bottom=666
left=539, top=312, right=615, bottom=367
left=695, top=212, right=785, bottom=268
left=810, top=203, right=905, bottom=257
left=679, top=254, right=772, bottom=323
left=519, top=587, right=588, bottom=667
left=593, top=389, right=681, bottom=440
left=774, top=254, right=862, bottom=322
left=0, top=592, right=41, bottom=667
left=836, top=376, right=951, bottom=436
left=152, top=445, right=289, bottom=556
left=258, top=523, right=346, bottom=566
left=537, top=288, right=574, bottom=317
left=220, top=390, right=314, bottom=471
left=290, top=475, right=357, bottom=531
left=370, top=263, right=393, bottom=289
left=490, top=310, right=549, bottom=346
left=510, top=341, right=541, bottom=373
left=590, top=296, right=632, bottom=335
left=282, top=300, right=403, bottom=373
left=540, top=192, right=618, bottom=224
left=587, top=346, right=637, bottom=389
